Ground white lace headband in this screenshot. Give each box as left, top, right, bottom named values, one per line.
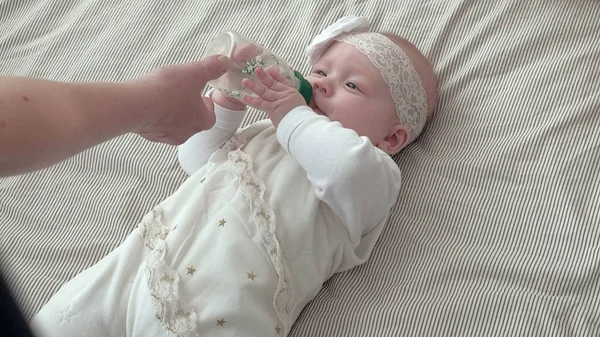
left=305, top=16, right=428, bottom=143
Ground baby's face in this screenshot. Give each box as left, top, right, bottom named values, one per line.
left=306, top=41, right=397, bottom=145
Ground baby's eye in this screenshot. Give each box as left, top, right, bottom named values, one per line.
left=315, top=70, right=327, bottom=76
left=346, top=82, right=358, bottom=90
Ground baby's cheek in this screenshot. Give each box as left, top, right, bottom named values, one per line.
left=337, top=110, right=365, bottom=132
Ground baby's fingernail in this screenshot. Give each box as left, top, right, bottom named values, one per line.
left=217, top=55, right=230, bottom=71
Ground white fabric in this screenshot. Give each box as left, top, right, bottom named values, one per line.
left=30, top=165, right=282, bottom=337
left=30, top=98, right=401, bottom=337
left=276, top=106, right=402, bottom=242
left=177, top=92, right=245, bottom=176
left=305, top=15, right=371, bottom=65
left=305, top=15, right=428, bottom=142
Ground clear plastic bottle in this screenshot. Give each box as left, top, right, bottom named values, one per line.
left=203, top=30, right=312, bottom=104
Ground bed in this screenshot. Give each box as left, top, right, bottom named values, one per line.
left=1, top=0, right=599, bottom=335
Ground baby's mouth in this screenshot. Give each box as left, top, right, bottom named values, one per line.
left=309, top=99, right=326, bottom=116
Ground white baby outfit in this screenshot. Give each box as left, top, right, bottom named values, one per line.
left=30, top=96, right=401, bottom=337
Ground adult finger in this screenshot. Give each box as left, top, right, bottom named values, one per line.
left=138, top=132, right=167, bottom=143
left=146, top=132, right=188, bottom=146
left=236, top=43, right=261, bottom=60
left=185, top=55, right=231, bottom=85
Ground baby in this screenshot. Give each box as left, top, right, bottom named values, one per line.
left=30, top=16, right=437, bottom=337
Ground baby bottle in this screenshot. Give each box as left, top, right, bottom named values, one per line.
left=203, top=31, right=313, bottom=104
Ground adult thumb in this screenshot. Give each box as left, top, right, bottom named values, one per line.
left=189, top=55, right=230, bottom=85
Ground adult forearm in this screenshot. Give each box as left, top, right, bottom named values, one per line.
left=0, top=55, right=231, bottom=177
left=0, top=76, right=143, bottom=176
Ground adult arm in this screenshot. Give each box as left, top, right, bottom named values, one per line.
left=0, top=55, right=230, bottom=177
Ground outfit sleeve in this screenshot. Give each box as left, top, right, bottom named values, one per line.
left=276, top=106, right=402, bottom=251
left=177, top=90, right=246, bottom=176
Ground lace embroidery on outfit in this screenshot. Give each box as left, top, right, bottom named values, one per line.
left=138, top=208, right=198, bottom=337
left=138, top=135, right=293, bottom=336
left=224, top=136, right=294, bottom=335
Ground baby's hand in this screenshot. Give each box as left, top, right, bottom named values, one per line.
left=242, top=67, right=306, bottom=128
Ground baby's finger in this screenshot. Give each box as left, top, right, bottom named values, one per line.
left=229, top=43, right=247, bottom=69
left=242, top=94, right=261, bottom=106
left=265, top=67, right=294, bottom=87
left=241, top=78, right=279, bottom=101
left=242, top=94, right=271, bottom=111
left=255, top=67, right=277, bottom=89
left=241, top=77, right=267, bottom=97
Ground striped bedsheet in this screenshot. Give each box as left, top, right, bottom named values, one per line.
left=1, top=0, right=599, bottom=335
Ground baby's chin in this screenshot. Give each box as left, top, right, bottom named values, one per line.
left=308, top=99, right=326, bottom=116
left=313, top=107, right=326, bottom=116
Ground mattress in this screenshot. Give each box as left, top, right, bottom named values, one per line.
left=1, top=0, right=599, bottom=335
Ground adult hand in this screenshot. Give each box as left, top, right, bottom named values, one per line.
left=129, top=54, right=231, bottom=145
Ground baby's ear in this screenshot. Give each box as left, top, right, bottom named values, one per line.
left=377, top=123, right=410, bottom=155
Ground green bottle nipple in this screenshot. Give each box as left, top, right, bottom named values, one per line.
left=294, top=71, right=313, bottom=105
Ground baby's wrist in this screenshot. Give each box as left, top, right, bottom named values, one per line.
left=269, top=104, right=304, bottom=129
left=210, top=90, right=247, bottom=111
left=267, top=111, right=286, bottom=129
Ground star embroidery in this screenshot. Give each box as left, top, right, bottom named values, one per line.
left=60, top=305, right=77, bottom=324
left=218, top=219, right=227, bottom=227
left=217, top=318, right=226, bottom=326
left=247, top=271, right=257, bottom=281
left=186, top=265, right=197, bottom=276
left=275, top=325, right=281, bottom=334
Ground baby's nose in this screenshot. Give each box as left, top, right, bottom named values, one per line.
left=313, top=79, right=332, bottom=96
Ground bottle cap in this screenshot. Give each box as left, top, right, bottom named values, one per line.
left=294, top=71, right=313, bottom=105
